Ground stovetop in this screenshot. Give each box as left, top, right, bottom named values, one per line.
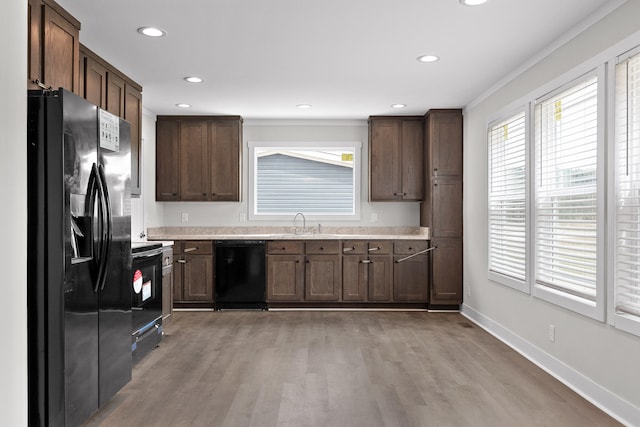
left=131, top=241, right=163, bottom=254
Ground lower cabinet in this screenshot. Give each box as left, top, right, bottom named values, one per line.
left=173, top=241, right=214, bottom=307
left=393, top=241, right=430, bottom=302
left=267, top=254, right=304, bottom=301
left=430, top=238, right=463, bottom=306
left=341, top=241, right=393, bottom=302
left=266, top=239, right=430, bottom=305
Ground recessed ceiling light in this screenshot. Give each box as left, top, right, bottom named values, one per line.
left=417, top=55, right=439, bottom=63
left=391, top=104, right=407, bottom=109
left=296, top=104, right=312, bottom=109
left=137, top=27, right=166, bottom=37
left=460, top=0, right=487, bottom=5
left=176, top=103, right=191, bottom=108
left=184, top=76, right=204, bottom=83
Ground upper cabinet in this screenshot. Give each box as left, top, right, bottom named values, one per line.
left=156, top=116, right=243, bottom=202
left=369, top=116, right=424, bottom=201
left=28, top=0, right=81, bottom=94
left=79, top=45, right=143, bottom=197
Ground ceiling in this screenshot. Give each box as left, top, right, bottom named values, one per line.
left=56, top=0, right=618, bottom=120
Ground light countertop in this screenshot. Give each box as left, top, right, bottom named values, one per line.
left=147, top=226, right=430, bottom=241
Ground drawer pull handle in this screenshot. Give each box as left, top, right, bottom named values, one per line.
left=361, top=259, right=372, bottom=264
left=343, top=247, right=355, bottom=253
left=368, top=247, right=380, bottom=252
left=184, top=247, right=198, bottom=253
left=395, top=247, right=436, bottom=263
left=176, top=259, right=187, bottom=264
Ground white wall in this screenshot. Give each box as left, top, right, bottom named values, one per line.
left=131, top=108, right=164, bottom=240
left=154, top=121, right=420, bottom=228
left=0, top=0, right=28, bottom=425
left=462, top=2, right=640, bottom=424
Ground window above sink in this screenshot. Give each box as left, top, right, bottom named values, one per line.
left=248, top=141, right=362, bottom=221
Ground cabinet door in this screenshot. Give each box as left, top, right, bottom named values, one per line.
left=401, top=120, right=424, bottom=200
left=81, top=53, right=107, bottom=108
left=370, top=120, right=401, bottom=200
left=431, top=238, right=462, bottom=306
left=156, top=119, right=181, bottom=200
left=368, top=255, right=393, bottom=301
left=180, top=120, right=210, bottom=200
left=106, top=72, right=125, bottom=117
left=393, top=254, right=429, bottom=302
left=183, top=255, right=214, bottom=301
left=267, top=255, right=304, bottom=301
left=342, top=256, right=368, bottom=301
left=209, top=120, right=240, bottom=201
left=42, top=2, right=80, bottom=94
left=429, top=110, right=463, bottom=177
left=305, top=255, right=341, bottom=301
left=432, top=177, right=463, bottom=238
left=125, top=84, right=143, bottom=196
left=28, top=0, right=42, bottom=89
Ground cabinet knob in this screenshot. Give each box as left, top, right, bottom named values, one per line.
left=320, top=247, right=324, bottom=251
left=211, top=193, right=217, bottom=196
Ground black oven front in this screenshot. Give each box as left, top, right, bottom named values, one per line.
left=131, top=243, right=163, bottom=364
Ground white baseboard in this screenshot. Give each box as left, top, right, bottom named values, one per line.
left=461, top=304, right=639, bottom=427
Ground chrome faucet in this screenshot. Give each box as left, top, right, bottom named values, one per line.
left=293, top=212, right=306, bottom=234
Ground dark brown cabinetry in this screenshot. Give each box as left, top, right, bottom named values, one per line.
left=28, top=0, right=81, bottom=94
left=341, top=240, right=393, bottom=302
left=79, top=45, right=143, bottom=197
left=173, top=241, right=214, bottom=307
left=369, top=117, right=424, bottom=201
left=156, top=116, right=242, bottom=202
left=266, top=242, right=305, bottom=301
left=304, top=241, right=341, bottom=301
left=421, top=109, right=463, bottom=307
left=393, top=241, right=430, bottom=302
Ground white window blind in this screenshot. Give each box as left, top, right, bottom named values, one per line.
left=614, top=48, right=640, bottom=334
left=534, top=73, right=600, bottom=308
left=488, top=111, right=527, bottom=288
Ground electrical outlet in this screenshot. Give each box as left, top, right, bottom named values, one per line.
left=181, top=212, right=189, bottom=223
left=548, top=324, right=555, bottom=342
left=466, top=285, right=471, bottom=297
left=239, top=212, right=247, bottom=223
left=371, top=213, right=378, bottom=223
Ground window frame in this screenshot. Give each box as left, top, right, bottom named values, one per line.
left=487, top=107, right=530, bottom=294
left=608, top=45, right=640, bottom=336
left=531, top=67, right=606, bottom=322
left=247, top=140, right=363, bottom=221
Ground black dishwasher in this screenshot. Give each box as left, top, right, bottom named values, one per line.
left=215, top=241, right=266, bottom=310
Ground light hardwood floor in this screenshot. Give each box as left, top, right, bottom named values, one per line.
left=83, top=311, right=620, bottom=427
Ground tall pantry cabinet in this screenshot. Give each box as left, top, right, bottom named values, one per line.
left=421, top=109, right=463, bottom=307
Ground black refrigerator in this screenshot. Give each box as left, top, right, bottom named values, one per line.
left=27, top=89, right=132, bottom=427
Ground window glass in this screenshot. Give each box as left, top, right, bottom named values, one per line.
left=488, top=111, right=527, bottom=289
left=533, top=72, right=603, bottom=318
left=614, top=49, right=640, bottom=335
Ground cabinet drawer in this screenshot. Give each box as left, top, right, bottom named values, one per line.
left=267, top=241, right=304, bottom=254
left=305, top=240, right=339, bottom=254
left=367, top=241, right=392, bottom=255
left=342, top=241, right=367, bottom=255
left=181, top=241, right=213, bottom=255
left=394, top=240, right=429, bottom=255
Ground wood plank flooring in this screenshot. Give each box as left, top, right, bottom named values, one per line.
left=82, top=311, right=621, bottom=427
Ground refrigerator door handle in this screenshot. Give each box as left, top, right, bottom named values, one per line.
left=86, top=163, right=105, bottom=293
left=97, top=164, right=113, bottom=291
left=93, top=165, right=110, bottom=292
